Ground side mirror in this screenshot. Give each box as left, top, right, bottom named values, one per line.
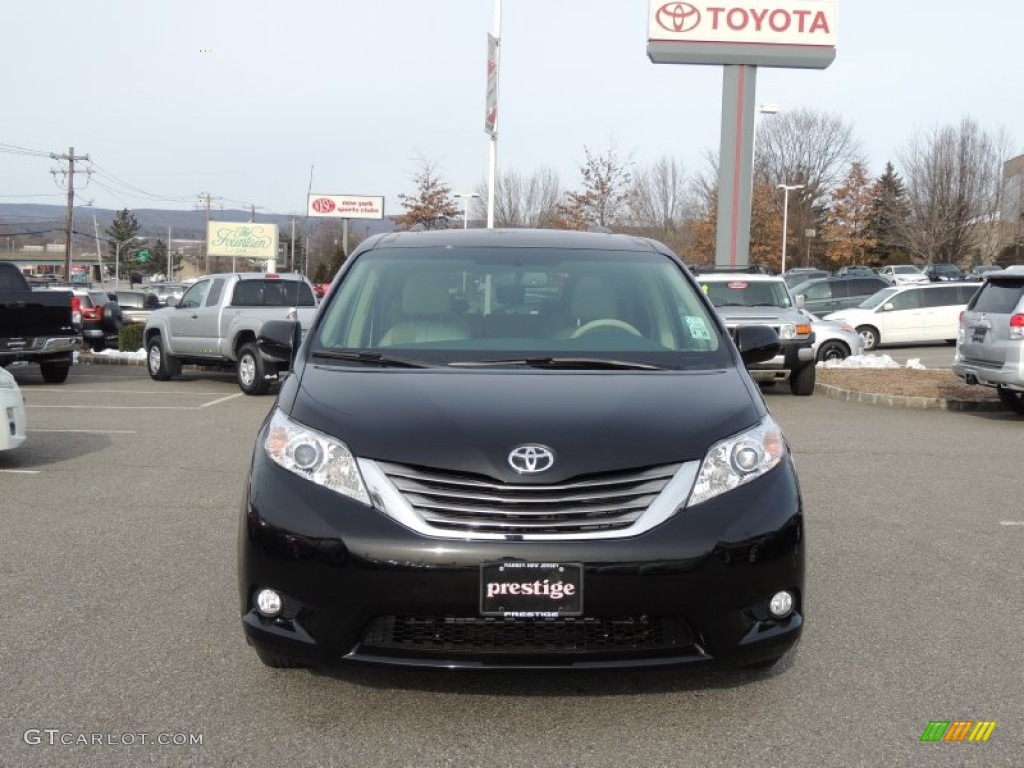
left=734, top=325, right=781, bottom=366
left=793, top=294, right=805, bottom=309
left=882, top=302, right=894, bottom=312
left=166, top=295, right=179, bottom=307
left=259, top=319, right=300, bottom=367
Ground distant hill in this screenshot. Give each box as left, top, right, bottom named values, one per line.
left=0, top=203, right=400, bottom=240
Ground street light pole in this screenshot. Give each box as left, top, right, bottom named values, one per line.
left=777, top=184, right=804, bottom=274
left=454, top=193, right=481, bottom=230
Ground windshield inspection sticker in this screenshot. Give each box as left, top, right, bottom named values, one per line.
left=685, top=316, right=712, bottom=340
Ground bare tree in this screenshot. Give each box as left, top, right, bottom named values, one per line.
left=473, top=168, right=562, bottom=228
left=622, top=156, right=691, bottom=254
left=394, top=155, right=461, bottom=231
left=895, top=118, right=1011, bottom=264
left=756, top=108, right=863, bottom=203
left=756, top=109, right=862, bottom=263
left=555, top=142, right=635, bottom=230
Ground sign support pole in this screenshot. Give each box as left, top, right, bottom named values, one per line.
left=715, top=65, right=757, bottom=269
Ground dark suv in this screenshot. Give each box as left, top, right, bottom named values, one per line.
left=789, top=275, right=890, bottom=316
left=239, top=229, right=805, bottom=672
left=74, top=290, right=124, bottom=351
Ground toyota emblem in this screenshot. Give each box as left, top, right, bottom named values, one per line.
left=655, top=2, right=701, bottom=33
left=508, top=445, right=555, bottom=475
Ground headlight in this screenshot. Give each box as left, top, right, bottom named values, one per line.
left=263, top=409, right=370, bottom=505
left=687, top=416, right=787, bottom=507
left=779, top=323, right=796, bottom=340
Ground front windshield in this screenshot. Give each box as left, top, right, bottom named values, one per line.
left=894, top=266, right=919, bottom=275
left=311, top=246, right=727, bottom=369
left=701, top=279, right=793, bottom=308
left=857, top=286, right=898, bottom=309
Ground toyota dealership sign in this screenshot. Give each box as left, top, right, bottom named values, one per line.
left=648, top=0, right=837, bottom=68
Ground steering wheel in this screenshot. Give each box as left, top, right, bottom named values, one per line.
left=570, top=318, right=642, bottom=339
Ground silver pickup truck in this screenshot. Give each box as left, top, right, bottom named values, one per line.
left=143, top=272, right=318, bottom=394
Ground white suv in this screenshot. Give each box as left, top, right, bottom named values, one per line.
left=953, top=266, right=1024, bottom=413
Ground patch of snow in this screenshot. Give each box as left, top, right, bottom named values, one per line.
left=818, top=354, right=928, bottom=370
left=89, top=348, right=147, bottom=361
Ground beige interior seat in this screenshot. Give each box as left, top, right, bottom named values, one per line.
left=378, top=274, right=470, bottom=346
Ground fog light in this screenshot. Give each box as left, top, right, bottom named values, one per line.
left=769, top=590, right=794, bottom=618
left=255, top=588, right=283, bottom=617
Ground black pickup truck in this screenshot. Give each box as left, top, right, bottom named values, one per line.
left=0, top=262, right=83, bottom=383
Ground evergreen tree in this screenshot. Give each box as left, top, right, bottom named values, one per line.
left=866, top=162, right=910, bottom=264
left=104, top=208, right=147, bottom=274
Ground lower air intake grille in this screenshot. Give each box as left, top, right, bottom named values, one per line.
left=360, top=615, right=695, bottom=655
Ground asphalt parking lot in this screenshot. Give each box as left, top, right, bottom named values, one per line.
left=2, top=360, right=1022, bottom=767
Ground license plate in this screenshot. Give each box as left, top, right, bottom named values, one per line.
left=480, top=562, right=583, bottom=617
left=972, top=328, right=987, bottom=343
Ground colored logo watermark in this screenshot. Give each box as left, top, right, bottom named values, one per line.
left=920, top=721, right=997, bottom=743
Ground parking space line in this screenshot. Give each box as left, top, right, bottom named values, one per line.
left=29, top=429, right=137, bottom=434
left=999, top=521, right=1024, bottom=526
left=26, top=405, right=199, bottom=410
left=200, top=393, right=245, bottom=408
left=0, top=469, right=41, bottom=475
left=21, top=389, right=233, bottom=396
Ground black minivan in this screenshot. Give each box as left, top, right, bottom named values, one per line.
left=239, top=229, right=805, bottom=671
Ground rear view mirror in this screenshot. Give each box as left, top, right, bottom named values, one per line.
left=166, top=295, right=179, bottom=307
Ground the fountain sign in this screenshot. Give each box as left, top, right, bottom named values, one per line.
left=206, top=222, right=279, bottom=259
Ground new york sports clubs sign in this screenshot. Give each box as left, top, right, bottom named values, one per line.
left=307, top=194, right=385, bottom=220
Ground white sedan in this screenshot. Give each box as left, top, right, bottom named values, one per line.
left=0, top=367, right=27, bottom=451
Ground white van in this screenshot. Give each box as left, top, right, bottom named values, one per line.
left=824, top=283, right=979, bottom=350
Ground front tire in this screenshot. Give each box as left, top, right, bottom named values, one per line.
left=816, top=340, right=850, bottom=363
left=856, top=325, right=880, bottom=351
left=39, top=363, right=70, bottom=384
left=789, top=364, right=816, bottom=396
left=147, top=335, right=180, bottom=381
left=237, top=342, right=270, bottom=396
left=997, top=386, right=1024, bottom=415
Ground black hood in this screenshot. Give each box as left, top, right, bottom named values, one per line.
left=286, top=365, right=763, bottom=483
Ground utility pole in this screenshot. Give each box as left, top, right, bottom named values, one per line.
left=51, top=146, right=90, bottom=280
left=168, top=225, right=173, bottom=280
left=199, top=192, right=212, bottom=272
left=250, top=204, right=256, bottom=223
left=290, top=218, right=296, bottom=272
left=92, top=215, right=103, bottom=283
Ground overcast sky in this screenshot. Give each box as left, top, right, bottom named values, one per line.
left=3, top=0, right=1022, bottom=218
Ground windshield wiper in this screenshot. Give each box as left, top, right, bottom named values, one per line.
left=310, top=350, right=434, bottom=368
left=448, top=357, right=665, bottom=371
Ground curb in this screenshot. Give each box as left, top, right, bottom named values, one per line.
left=78, top=352, right=146, bottom=367
left=814, top=382, right=1006, bottom=412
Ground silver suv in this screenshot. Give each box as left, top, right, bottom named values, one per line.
left=953, top=266, right=1024, bottom=413
left=697, top=273, right=816, bottom=395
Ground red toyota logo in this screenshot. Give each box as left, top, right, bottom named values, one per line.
left=656, top=2, right=702, bottom=33
left=311, top=198, right=336, bottom=214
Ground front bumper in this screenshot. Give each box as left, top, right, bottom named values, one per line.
left=747, top=341, right=815, bottom=381
left=239, top=451, right=805, bottom=670
left=0, top=388, right=27, bottom=451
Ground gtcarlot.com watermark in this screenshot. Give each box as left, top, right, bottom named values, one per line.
left=24, top=729, right=203, bottom=747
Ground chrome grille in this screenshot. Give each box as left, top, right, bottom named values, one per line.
left=377, top=461, right=680, bottom=535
